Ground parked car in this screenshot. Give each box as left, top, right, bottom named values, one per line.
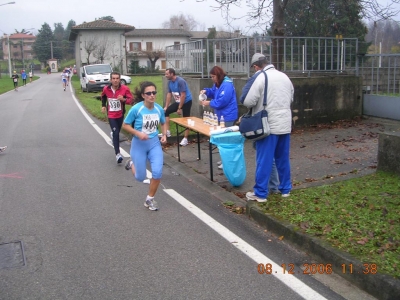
left=79, top=64, right=131, bottom=92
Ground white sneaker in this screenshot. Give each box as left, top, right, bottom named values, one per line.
left=144, top=196, right=158, bottom=211
left=179, top=137, right=188, bottom=146
left=166, top=130, right=171, bottom=137
left=116, top=153, right=123, bottom=164
left=246, top=192, right=267, bottom=203
left=282, top=193, right=290, bottom=198
left=218, top=164, right=223, bottom=170
left=142, top=178, right=151, bottom=184
left=217, top=161, right=222, bottom=165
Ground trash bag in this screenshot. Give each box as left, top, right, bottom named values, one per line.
left=210, top=132, right=246, bottom=187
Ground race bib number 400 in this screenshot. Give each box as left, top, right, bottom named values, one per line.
left=142, top=114, right=159, bottom=135
left=108, top=98, right=121, bottom=112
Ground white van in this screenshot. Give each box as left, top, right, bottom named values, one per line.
left=79, top=64, right=131, bottom=92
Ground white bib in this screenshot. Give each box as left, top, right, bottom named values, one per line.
left=142, top=114, right=159, bottom=135
left=108, top=98, right=121, bottom=112
left=173, top=92, right=181, bottom=103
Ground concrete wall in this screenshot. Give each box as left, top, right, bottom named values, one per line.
left=162, top=75, right=363, bottom=128
left=76, top=30, right=127, bottom=73
left=378, top=132, right=400, bottom=176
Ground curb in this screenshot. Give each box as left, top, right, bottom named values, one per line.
left=163, top=149, right=400, bottom=300
left=245, top=203, right=400, bottom=300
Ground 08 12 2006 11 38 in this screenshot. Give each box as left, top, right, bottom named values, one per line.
left=257, top=263, right=378, bottom=275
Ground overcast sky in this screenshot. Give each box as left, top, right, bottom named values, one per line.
left=1, top=0, right=399, bottom=37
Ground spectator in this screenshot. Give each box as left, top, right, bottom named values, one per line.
left=200, top=65, right=239, bottom=170
left=163, top=68, right=193, bottom=146
left=243, top=53, right=294, bottom=202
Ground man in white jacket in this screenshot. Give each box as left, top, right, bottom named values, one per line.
left=243, top=53, right=294, bottom=202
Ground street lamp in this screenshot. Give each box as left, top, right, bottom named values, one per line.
left=0, top=2, right=16, bottom=6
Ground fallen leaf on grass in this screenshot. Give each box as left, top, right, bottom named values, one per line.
left=279, top=236, right=284, bottom=241
left=323, top=225, right=332, bottom=234
left=357, top=237, right=369, bottom=245
left=300, top=222, right=309, bottom=230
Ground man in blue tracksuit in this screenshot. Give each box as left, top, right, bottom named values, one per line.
left=243, top=53, right=294, bottom=202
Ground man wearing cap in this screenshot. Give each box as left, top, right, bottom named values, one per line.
left=242, top=53, right=294, bottom=203
left=11, top=71, right=19, bottom=91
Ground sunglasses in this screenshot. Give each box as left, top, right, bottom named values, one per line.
left=144, top=91, right=157, bottom=96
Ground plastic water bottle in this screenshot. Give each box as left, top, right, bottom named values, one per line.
left=208, top=112, right=213, bottom=125
left=220, top=115, right=225, bottom=128
left=213, top=113, right=218, bottom=128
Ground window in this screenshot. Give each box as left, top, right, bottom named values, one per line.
left=129, top=42, right=141, bottom=51
left=146, top=42, right=153, bottom=51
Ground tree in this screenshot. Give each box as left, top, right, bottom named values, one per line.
left=96, top=16, right=115, bottom=22
left=192, top=0, right=399, bottom=69
left=143, top=49, right=164, bottom=71
left=63, top=20, right=76, bottom=59
left=162, top=13, right=200, bottom=31
left=366, top=19, right=400, bottom=53
left=93, top=36, right=113, bottom=64
left=284, top=0, right=368, bottom=38
left=32, top=23, right=54, bottom=65
left=83, top=37, right=98, bottom=64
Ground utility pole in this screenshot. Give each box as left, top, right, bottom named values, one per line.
left=50, top=41, right=53, bottom=58
left=8, top=35, right=12, bottom=77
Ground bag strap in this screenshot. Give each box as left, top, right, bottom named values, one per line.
left=249, top=70, right=268, bottom=115
left=262, top=70, right=268, bottom=107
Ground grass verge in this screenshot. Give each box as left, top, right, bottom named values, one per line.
left=0, top=75, right=39, bottom=94
left=258, top=171, right=400, bottom=278
left=71, top=75, right=182, bottom=136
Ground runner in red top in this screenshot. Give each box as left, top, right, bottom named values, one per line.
left=101, top=72, right=133, bottom=163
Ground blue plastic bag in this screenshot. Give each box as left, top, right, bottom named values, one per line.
left=210, top=132, right=246, bottom=186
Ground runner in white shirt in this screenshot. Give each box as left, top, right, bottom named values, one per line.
left=61, top=69, right=68, bottom=91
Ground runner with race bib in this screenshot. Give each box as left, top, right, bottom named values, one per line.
left=101, top=72, right=133, bottom=164
left=122, top=81, right=167, bottom=211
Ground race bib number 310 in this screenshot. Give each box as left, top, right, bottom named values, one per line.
left=142, top=114, right=159, bottom=135
left=109, top=98, right=121, bottom=112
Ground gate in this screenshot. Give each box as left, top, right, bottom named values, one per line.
left=360, top=54, right=400, bottom=121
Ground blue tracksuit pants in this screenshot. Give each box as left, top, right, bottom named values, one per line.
left=254, top=134, right=292, bottom=198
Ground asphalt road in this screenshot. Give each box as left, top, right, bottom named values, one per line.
left=0, top=74, right=376, bottom=300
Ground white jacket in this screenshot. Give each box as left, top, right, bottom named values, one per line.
left=243, top=65, right=294, bottom=135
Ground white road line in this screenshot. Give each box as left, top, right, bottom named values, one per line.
left=71, top=89, right=129, bottom=157
left=164, top=189, right=328, bottom=300
left=73, top=84, right=325, bottom=298
left=71, top=89, right=152, bottom=179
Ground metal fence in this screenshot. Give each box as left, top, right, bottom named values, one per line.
left=254, top=36, right=359, bottom=74
left=359, top=54, right=400, bottom=95
left=165, top=37, right=251, bottom=78
left=166, top=36, right=359, bottom=78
